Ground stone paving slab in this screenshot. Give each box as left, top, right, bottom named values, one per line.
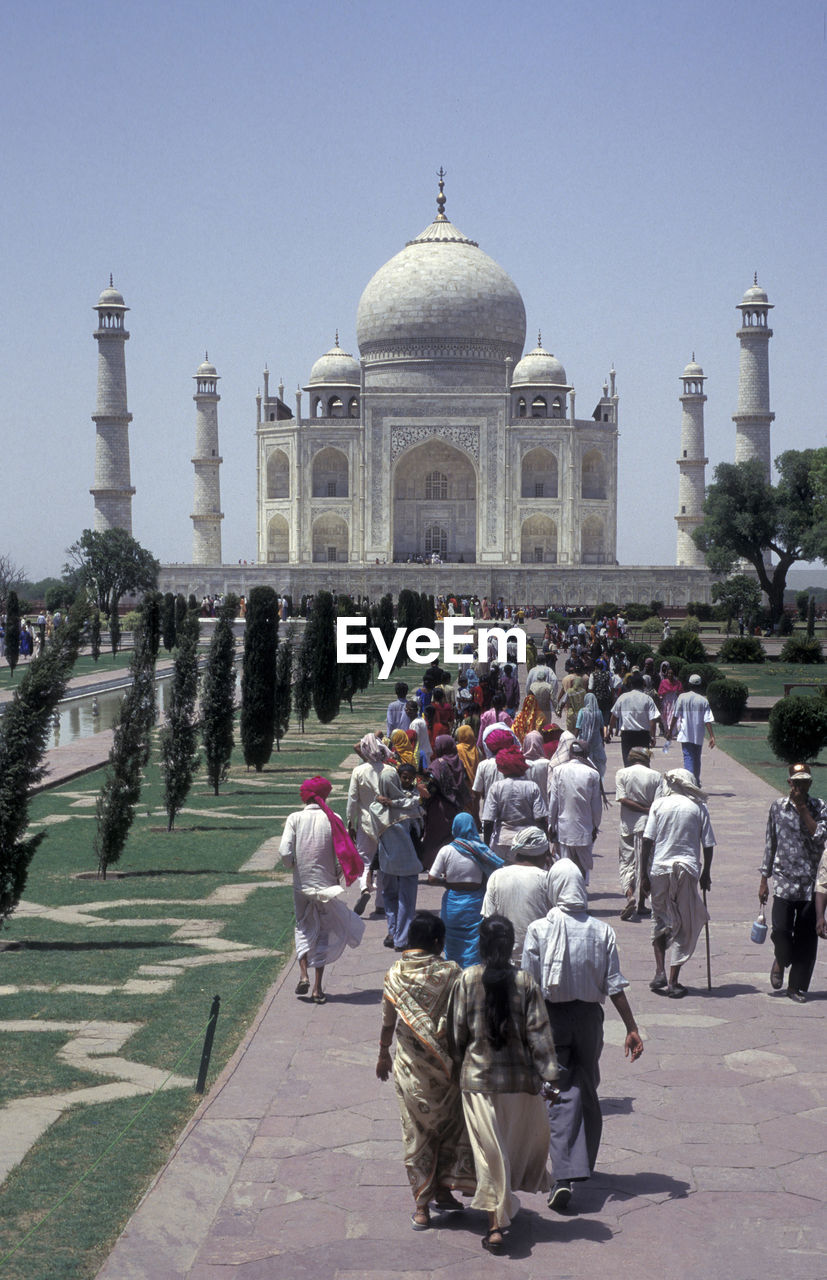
left=96, top=737, right=827, bottom=1278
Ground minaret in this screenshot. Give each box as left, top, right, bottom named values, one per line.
left=191, top=355, right=224, bottom=564
left=676, top=357, right=708, bottom=566
left=733, top=275, right=774, bottom=481
left=90, top=277, right=135, bottom=532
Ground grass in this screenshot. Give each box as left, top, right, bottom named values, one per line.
left=713, top=722, right=827, bottom=795
left=716, top=662, right=826, bottom=698
left=0, top=663, right=420, bottom=1279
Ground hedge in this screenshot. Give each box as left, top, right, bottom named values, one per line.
left=707, top=679, right=749, bottom=725
left=717, top=635, right=766, bottom=664
left=768, top=695, right=827, bottom=763
left=780, top=636, right=824, bottom=664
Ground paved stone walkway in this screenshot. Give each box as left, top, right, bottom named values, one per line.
left=97, top=740, right=827, bottom=1279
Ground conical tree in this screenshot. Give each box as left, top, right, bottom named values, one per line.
left=90, top=608, right=101, bottom=663
left=159, top=607, right=201, bottom=830
left=240, top=585, right=278, bottom=770
left=306, top=590, right=340, bottom=724
left=201, top=594, right=238, bottom=795
left=94, top=593, right=160, bottom=879
left=293, top=632, right=313, bottom=733
left=161, top=592, right=177, bottom=651
left=807, top=595, right=816, bottom=639
left=273, top=629, right=293, bottom=751
left=0, top=599, right=84, bottom=924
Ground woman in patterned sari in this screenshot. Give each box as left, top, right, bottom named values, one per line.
left=377, top=912, right=476, bottom=1230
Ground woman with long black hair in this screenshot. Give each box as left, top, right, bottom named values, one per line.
left=446, top=915, right=559, bottom=1253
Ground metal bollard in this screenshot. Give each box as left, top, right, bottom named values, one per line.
left=195, top=995, right=221, bottom=1094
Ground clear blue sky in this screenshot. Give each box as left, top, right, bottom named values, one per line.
left=1, top=0, right=825, bottom=581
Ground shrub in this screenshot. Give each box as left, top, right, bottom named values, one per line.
left=707, top=679, right=748, bottom=725
left=718, top=635, right=766, bottom=664
left=686, top=601, right=714, bottom=621
left=594, top=602, right=618, bottom=618
left=639, top=616, right=663, bottom=636
left=620, top=640, right=655, bottom=668
left=660, top=629, right=708, bottom=664
left=780, top=636, right=824, bottom=664
left=121, top=610, right=142, bottom=632
left=670, top=660, right=724, bottom=689
left=796, top=590, right=811, bottom=621
left=622, top=603, right=650, bottom=622
left=683, top=615, right=701, bottom=634
left=778, top=611, right=794, bottom=636
left=768, top=695, right=827, bottom=763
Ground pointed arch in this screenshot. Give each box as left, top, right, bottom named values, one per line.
left=312, top=446, right=349, bottom=497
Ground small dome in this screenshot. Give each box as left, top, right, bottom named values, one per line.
left=96, top=281, right=126, bottom=308
left=740, top=281, right=769, bottom=306
left=511, top=340, right=568, bottom=387
left=308, top=336, right=360, bottom=386
left=196, top=359, right=217, bottom=377
left=682, top=359, right=704, bottom=377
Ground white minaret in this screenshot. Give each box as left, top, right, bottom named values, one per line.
left=191, top=354, right=223, bottom=564
left=676, top=357, right=708, bottom=566
left=90, top=277, right=135, bottom=532
left=733, top=275, right=774, bottom=481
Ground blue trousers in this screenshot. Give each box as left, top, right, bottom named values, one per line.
left=382, top=873, right=419, bottom=948
left=681, top=741, right=703, bottom=782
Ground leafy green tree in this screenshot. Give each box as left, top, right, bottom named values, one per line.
left=161, top=592, right=177, bottom=651
left=4, top=591, right=21, bottom=677
left=159, top=607, right=201, bottom=830
left=66, top=528, right=159, bottom=619
left=293, top=632, right=314, bottom=732
left=201, top=594, right=238, bottom=794
left=109, top=609, right=121, bottom=657
left=240, top=586, right=278, bottom=770
left=796, top=590, right=811, bottom=621
left=711, top=575, right=762, bottom=634
left=89, top=607, right=101, bottom=662
left=94, top=595, right=160, bottom=879
left=306, top=591, right=340, bottom=724
left=0, top=599, right=84, bottom=924
left=693, top=452, right=827, bottom=625
left=273, top=629, right=293, bottom=751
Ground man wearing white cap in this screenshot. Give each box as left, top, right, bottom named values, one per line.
left=673, top=674, right=716, bottom=782
left=761, top=762, right=827, bottom=1003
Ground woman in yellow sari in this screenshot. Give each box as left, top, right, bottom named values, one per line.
left=378, top=912, right=476, bottom=1230
left=390, top=728, right=418, bottom=769
left=456, top=724, right=481, bottom=786
left=511, top=691, right=546, bottom=742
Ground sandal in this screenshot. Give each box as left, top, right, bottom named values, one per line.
left=482, top=1228, right=505, bottom=1254
left=311, top=992, right=327, bottom=1004
left=295, top=978, right=310, bottom=995
left=411, top=1208, right=430, bottom=1231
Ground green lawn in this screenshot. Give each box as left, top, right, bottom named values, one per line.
left=0, top=664, right=417, bottom=1279
left=717, top=662, right=826, bottom=698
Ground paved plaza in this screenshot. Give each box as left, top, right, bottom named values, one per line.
left=95, top=738, right=827, bottom=1280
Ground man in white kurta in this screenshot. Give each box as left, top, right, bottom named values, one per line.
left=641, top=769, right=715, bottom=998
left=615, top=748, right=662, bottom=920
left=480, top=827, right=552, bottom=963
left=281, top=791, right=364, bottom=1002
left=346, top=733, right=391, bottom=913
left=547, top=744, right=603, bottom=881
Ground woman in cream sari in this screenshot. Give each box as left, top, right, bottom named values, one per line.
left=377, top=912, right=476, bottom=1230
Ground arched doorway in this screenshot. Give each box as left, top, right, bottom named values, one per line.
left=312, top=447, right=349, bottom=498
left=521, top=515, right=557, bottom=563
left=521, top=448, right=558, bottom=498
left=312, top=514, right=348, bottom=562
left=266, top=449, right=289, bottom=499
left=392, top=439, right=476, bottom=562
left=267, top=515, right=289, bottom=562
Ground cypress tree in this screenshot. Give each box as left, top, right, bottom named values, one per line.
left=159, top=607, right=201, bottom=830
left=4, top=591, right=20, bottom=677
left=0, top=599, right=84, bottom=923
left=109, top=608, right=121, bottom=657
left=273, top=629, right=293, bottom=751
left=293, top=631, right=314, bottom=733
left=419, top=591, right=430, bottom=629
left=807, top=595, right=816, bottom=638
left=240, top=585, right=279, bottom=770
left=188, top=593, right=198, bottom=612
left=161, top=592, right=177, bottom=651
left=90, top=607, right=101, bottom=663
left=201, top=594, right=238, bottom=795
left=175, top=592, right=188, bottom=636
left=305, top=591, right=340, bottom=723
left=94, top=594, right=160, bottom=878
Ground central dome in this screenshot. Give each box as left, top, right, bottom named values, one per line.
left=356, top=209, right=526, bottom=370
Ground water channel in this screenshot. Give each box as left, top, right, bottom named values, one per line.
left=46, top=677, right=175, bottom=750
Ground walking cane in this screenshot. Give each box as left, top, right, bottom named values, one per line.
left=702, top=888, right=712, bottom=990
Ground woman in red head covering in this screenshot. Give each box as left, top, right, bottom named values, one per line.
left=281, top=777, right=365, bottom=1003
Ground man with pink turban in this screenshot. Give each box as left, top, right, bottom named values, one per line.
left=281, top=777, right=365, bottom=1003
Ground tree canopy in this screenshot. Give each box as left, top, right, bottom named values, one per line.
left=693, top=450, right=827, bottom=623
left=65, top=528, right=159, bottom=618
left=710, top=574, right=762, bottom=630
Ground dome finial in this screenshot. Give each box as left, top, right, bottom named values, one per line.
left=109, top=272, right=113, bottom=287
left=537, top=329, right=542, bottom=348
left=205, top=349, right=209, bottom=361
left=334, top=329, right=340, bottom=347
left=754, top=271, right=758, bottom=285
left=436, top=166, right=447, bottom=220
left=692, top=350, right=695, bottom=362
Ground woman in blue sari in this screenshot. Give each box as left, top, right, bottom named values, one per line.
left=428, top=813, right=503, bottom=967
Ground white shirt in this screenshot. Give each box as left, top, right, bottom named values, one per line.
left=280, top=807, right=340, bottom=890
left=611, top=689, right=660, bottom=733
left=408, top=715, right=431, bottom=758
left=472, top=756, right=500, bottom=799
left=615, top=764, right=662, bottom=838
left=346, top=760, right=384, bottom=835
left=523, top=911, right=629, bottom=1003
left=548, top=760, right=603, bottom=846
left=430, top=842, right=484, bottom=885
left=482, top=777, right=547, bottom=829
left=674, top=691, right=714, bottom=745
left=481, top=865, right=551, bottom=964
left=644, top=792, right=716, bottom=877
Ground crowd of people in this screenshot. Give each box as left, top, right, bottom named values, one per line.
left=279, top=622, right=827, bottom=1254
left=0, top=607, right=64, bottom=662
